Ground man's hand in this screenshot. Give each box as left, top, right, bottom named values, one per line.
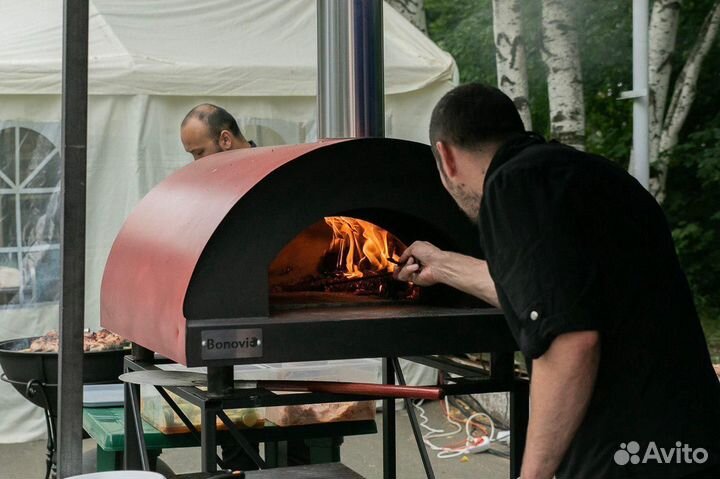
left=393, top=241, right=445, bottom=286
left=393, top=240, right=500, bottom=307
left=520, top=331, right=601, bottom=479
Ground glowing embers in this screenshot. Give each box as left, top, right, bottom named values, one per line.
left=269, top=217, right=419, bottom=302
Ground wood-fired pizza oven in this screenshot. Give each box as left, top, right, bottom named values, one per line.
left=100, top=138, right=513, bottom=367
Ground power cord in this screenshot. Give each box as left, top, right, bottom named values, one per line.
left=413, top=397, right=507, bottom=459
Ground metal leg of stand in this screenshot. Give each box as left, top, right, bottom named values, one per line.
left=155, top=387, right=201, bottom=442
left=201, top=402, right=220, bottom=472
left=155, top=386, right=229, bottom=469
left=382, top=357, right=396, bottom=479
left=123, top=381, right=149, bottom=470
left=217, top=410, right=267, bottom=469
left=510, top=378, right=529, bottom=479
left=392, top=358, right=435, bottom=479
left=207, top=366, right=234, bottom=397
left=131, top=343, right=154, bottom=362
left=491, top=352, right=515, bottom=381
left=43, top=408, right=55, bottom=479
left=491, top=351, right=528, bottom=479
left=28, top=379, right=56, bottom=479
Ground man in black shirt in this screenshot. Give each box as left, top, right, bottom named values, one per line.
left=395, top=83, right=720, bottom=479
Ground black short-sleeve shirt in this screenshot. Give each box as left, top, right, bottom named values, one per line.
left=478, top=134, right=720, bottom=479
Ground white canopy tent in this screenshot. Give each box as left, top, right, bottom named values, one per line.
left=0, top=0, right=456, bottom=443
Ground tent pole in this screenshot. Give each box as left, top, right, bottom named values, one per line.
left=57, top=0, right=89, bottom=477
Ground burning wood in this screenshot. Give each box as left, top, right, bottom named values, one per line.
left=270, top=216, right=420, bottom=300
left=280, top=271, right=393, bottom=292
left=277, top=271, right=418, bottom=299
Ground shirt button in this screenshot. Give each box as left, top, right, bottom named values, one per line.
left=530, top=310, right=539, bottom=321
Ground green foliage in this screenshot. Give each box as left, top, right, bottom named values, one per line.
left=576, top=2, right=633, bottom=165
left=584, top=86, right=633, bottom=167
left=424, top=0, right=720, bottom=320
left=664, top=122, right=720, bottom=316
left=701, top=313, right=720, bottom=363
left=664, top=0, right=720, bottom=321
left=425, top=0, right=551, bottom=133
left=425, top=0, right=496, bottom=86
left=674, top=0, right=720, bottom=138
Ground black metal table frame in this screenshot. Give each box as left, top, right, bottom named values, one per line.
left=122, top=352, right=528, bottom=479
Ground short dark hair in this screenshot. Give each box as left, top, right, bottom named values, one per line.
left=429, top=83, right=525, bottom=151
left=181, top=103, right=244, bottom=140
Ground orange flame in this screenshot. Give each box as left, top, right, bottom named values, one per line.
left=324, top=217, right=400, bottom=278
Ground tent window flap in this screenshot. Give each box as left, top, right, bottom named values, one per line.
left=0, top=123, right=61, bottom=307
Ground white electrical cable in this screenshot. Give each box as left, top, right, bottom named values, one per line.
left=414, top=398, right=463, bottom=446
left=413, top=398, right=504, bottom=459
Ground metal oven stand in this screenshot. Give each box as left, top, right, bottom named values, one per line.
left=122, top=347, right=528, bottom=479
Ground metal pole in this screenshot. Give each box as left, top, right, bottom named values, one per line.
left=201, top=404, right=219, bottom=472
left=632, top=0, right=649, bottom=188
left=381, top=357, right=396, bottom=479
left=57, top=0, right=89, bottom=477
left=317, top=0, right=350, bottom=138
left=392, top=358, right=435, bottom=479
left=317, top=0, right=384, bottom=138
left=123, top=381, right=145, bottom=470
left=510, top=380, right=530, bottom=479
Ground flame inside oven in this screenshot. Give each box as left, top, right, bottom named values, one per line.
left=269, top=217, right=418, bottom=302
left=324, top=216, right=400, bottom=279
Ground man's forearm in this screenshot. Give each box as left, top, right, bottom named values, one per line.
left=436, top=251, right=500, bottom=307
left=521, top=331, right=601, bottom=479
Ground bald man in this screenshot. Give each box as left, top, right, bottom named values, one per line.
left=180, top=103, right=255, bottom=160
left=179, top=103, right=262, bottom=471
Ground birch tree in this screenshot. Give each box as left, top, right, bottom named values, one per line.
left=648, top=0, right=682, bottom=167
left=492, top=0, right=532, bottom=130
left=650, top=0, right=720, bottom=202
left=386, top=0, right=428, bottom=35
left=541, top=0, right=586, bottom=150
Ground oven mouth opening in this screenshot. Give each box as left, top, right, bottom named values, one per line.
left=269, top=216, right=420, bottom=310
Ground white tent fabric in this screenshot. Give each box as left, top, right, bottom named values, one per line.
left=0, top=0, right=456, bottom=443
left=0, top=0, right=454, bottom=96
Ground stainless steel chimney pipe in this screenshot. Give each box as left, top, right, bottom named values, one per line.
left=317, top=0, right=384, bottom=138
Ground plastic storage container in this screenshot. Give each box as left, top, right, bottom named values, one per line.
left=146, top=359, right=380, bottom=429
left=253, top=359, right=380, bottom=426
left=140, top=386, right=264, bottom=435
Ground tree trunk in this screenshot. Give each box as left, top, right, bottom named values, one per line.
left=651, top=0, right=720, bottom=202
left=648, top=0, right=682, bottom=166
left=492, top=0, right=533, bottom=130
left=541, top=0, right=586, bottom=150
left=386, top=0, right=428, bottom=35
